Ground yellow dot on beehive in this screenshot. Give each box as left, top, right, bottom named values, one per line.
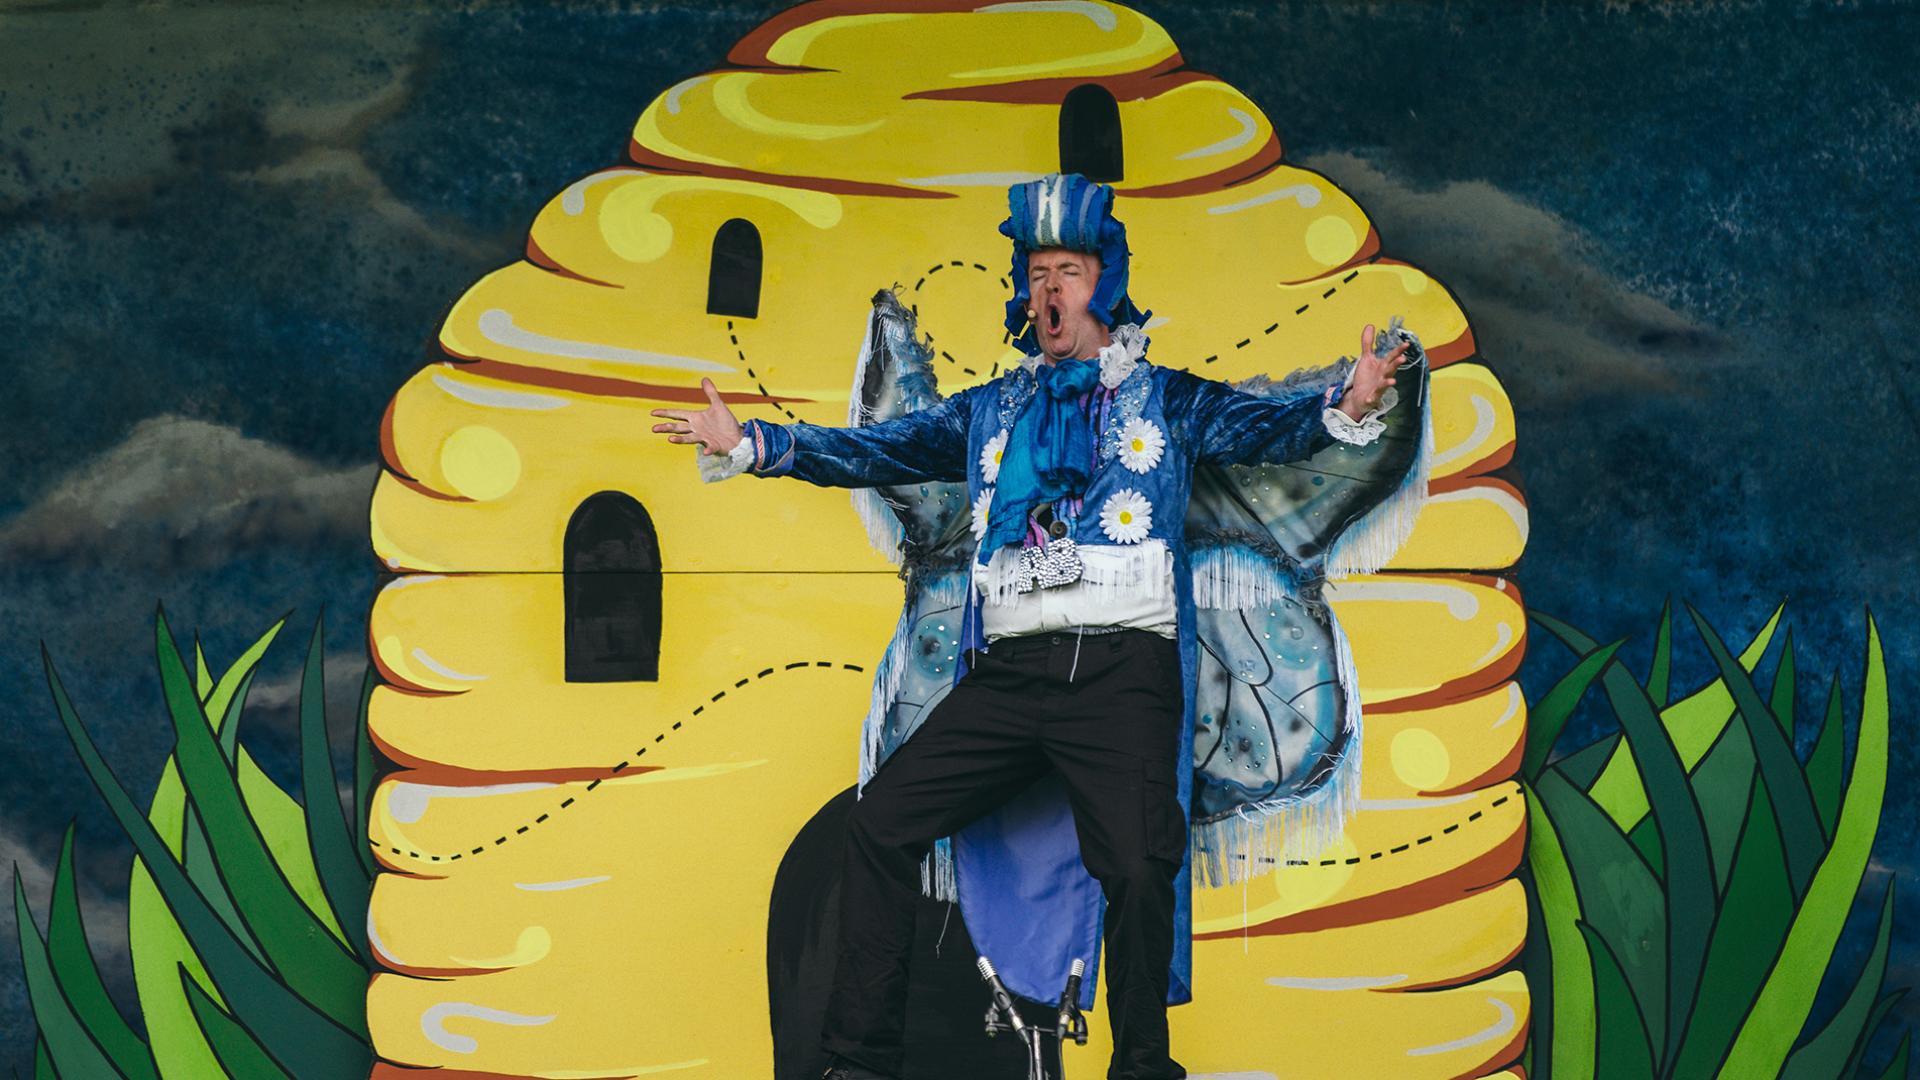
left=1390, top=727, right=1451, bottom=790
left=440, top=425, right=522, bottom=501
left=1305, top=215, right=1359, bottom=266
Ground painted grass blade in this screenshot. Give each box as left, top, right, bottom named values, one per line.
left=153, top=608, right=367, bottom=1032
left=296, top=617, right=371, bottom=961
left=1716, top=612, right=1889, bottom=1079
left=1584, top=603, right=1782, bottom=832
left=1648, top=598, right=1673, bottom=707
left=1807, top=677, right=1845, bottom=841
left=1669, top=778, right=1793, bottom=1079
left=1578, top=920, right=1657, bottom=1080
left=1779, top=883, right=1896, bottom=1080
left=1686, top=604, right=1823, bottom=898
left=1523, top=638, right=1625, bottom=781
left=194, top=636, right=213, bottom=702
left=46, top=826, right=158, bottom=1080
left=34, top=1040, right=54, bottom=1080
left=1841, top=990, right=1905, bottom=1080
left=352, top=668, right=377, bottom=880
left=1536, top=767, right=1668, bottom=1054
left=1526, top=782, right=1596, bottom=1080
left=182, top=668, right=267, bottom=965
left=1683, top=722, right=1757, bottom=895
left=1531, top=610, right=1713, bottom=1071
left=41, top=646, right=371, bottom=1077
left=1769, top=628, right=1796, bottom=739
left=13, top=868, right=127, bottom=1079
left=179, top=965, right=296, bottom=1080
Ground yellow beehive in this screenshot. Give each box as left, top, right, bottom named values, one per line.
left=364, top=2, right=1529, bottom=1076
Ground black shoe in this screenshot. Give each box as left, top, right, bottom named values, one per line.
left=819, top=1054, right=898, bottom=1080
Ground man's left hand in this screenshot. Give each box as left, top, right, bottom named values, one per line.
left=1339, top=323, right=1412, bottom=421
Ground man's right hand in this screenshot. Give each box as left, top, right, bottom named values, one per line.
left=650, top=377, right=744, bottom=456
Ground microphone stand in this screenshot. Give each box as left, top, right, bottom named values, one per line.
left=978, top=955, right=1088, bottom=1080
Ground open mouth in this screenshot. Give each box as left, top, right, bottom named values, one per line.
left=1044, top=301, right=1062, bottom=335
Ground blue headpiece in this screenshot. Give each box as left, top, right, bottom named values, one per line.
left=999, top=172, right=1148, bottom=353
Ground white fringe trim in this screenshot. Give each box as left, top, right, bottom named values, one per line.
left=856, top=571, right=971, bottom=790
left=1323, top=367, right=1433, bottom=579
left=1190, top=546, right=1298, bottom=610
left=973, top=539, right=1174, bottom=606
left=1189, top=607, right=1366, bottom=889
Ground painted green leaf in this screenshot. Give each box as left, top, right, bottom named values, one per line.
left=13, top=869, right=126, bottom=1079
left=1807, top=677, right=1845, bottom=841
left=352, top=668, right=378, bottom=881
left=153, top=609, right=367, bottom=1032
left=296, top=618, right=371, bottom=961
left=1716, top=612, right=1889, bottom=1079
left=194, top=636, right=213, bottom=702
left=1560, top=731, right=1620, bottom=792
left=1647, top=598, right=1673, bottom=707
left=1687, top=604, right=1824, bottom=899
left=1524, top=638, right=1625, bottom=781
left=1687, top=720, right=1757, bottom=896
left=45, top=827, right=158, bottom=1080
left=1668, top=777, right=1793, bottom=1080
left=1779, top=883, right=1896, bottom=1080
left=1536, top=767, right=1667, bottom=1054
left=42, top=645, right=371, bottom=1079
left=1582, top=603, right=1782, bottom=831
left=1533, top=610, right=1712, bottom=1069
left=182, top=669, right=268, bottom=966
left=1770, top=627, right=1796, bottom=739
left=34, top=1040, right=55, bottom=1080
left=1840, top=990, right=1905, bottom=1080
left=179, top=965, right=295, bottom=1080
left=1579, top=920, right=1656, bottom=1080
left=1526, top=782, right=1596, bottom=1080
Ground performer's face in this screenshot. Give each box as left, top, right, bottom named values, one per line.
left=1027, top=247, right=1109, bottom=363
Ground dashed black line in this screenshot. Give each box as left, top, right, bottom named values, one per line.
left=373, top=660, right=867, bottom=864
left=907, top=259, right=1010, bottom=377
left=1199, top=255, right=1385, bottom=363
left=726, top=318, right=800, bottom=421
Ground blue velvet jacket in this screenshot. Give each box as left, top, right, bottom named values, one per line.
left=728, top=298, right=1430, bottom=1011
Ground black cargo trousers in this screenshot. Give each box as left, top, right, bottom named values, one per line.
left=821, top=627, right=1190, bottom=1080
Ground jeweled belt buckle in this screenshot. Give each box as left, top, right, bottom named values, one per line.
left=1015, top=536, right=1083, bottom=593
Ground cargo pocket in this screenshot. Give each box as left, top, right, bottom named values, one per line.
left=1140, top=762, right=1188, bottom=867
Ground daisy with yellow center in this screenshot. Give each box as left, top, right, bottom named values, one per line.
left=1099, top=488, right=1153, bottom=543
left=1118, top=417, right=1165, bottom=474
left=971, top=487, right=995, bottom=539
left=980, top=429, right=1008, bottom=483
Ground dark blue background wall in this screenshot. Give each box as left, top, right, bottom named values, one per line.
left=2, top=2, right=1914, bottom=1073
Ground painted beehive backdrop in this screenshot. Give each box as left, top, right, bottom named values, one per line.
left=366, top=3, right=1524, bottom=1076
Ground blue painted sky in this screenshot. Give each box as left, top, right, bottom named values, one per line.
left=1, top=1, right=1914, bottom=1073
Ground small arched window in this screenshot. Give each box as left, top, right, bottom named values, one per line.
left=706, top=218, right=763, bottom=319
left=1059, top=83, right=1123, bottom=182
left=563, top=492, right=662, bottom=683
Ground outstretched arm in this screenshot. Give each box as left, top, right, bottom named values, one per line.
left=650, top=378, right=974, bottom=489
left=1167, top=322, right=1411, bottom=466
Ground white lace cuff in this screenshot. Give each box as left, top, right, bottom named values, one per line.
left=696, top=433, right=754, bottom=483
left=1322, top=379, right=1398, bottom=447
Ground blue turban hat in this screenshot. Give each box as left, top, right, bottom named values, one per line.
left=999, top=172, right=1148, bottom=353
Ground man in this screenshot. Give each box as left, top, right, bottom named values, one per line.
left=651, top=172, right=1411, bottom=1080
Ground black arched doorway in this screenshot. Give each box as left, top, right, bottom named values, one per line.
left=1059, top=83, right=1123, bottom=183
left=707, top=217, right=763, bottom=319
left=563, top=492, right=662, bottom=683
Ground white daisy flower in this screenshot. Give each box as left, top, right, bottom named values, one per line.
left=1099, top=488, right=1153, bottom=544
left=971, top=488, right=995, bottom=539
left=980, top=429, right=1008, bottom=484
left=1117, top=417, right=1165, bottom=474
